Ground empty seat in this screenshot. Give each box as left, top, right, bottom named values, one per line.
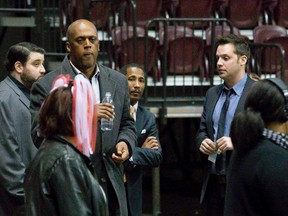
left=158, top=25, right=204, bottom=76
left=225, top=0, right=262, bottom=29
left=253, top=24, right=287, bottom=43
left=167, top=36, right=204, bottom=75
left=88, top=1, right=111, bottom=30
left=274, top=0, right=288, bottom=28
left=123, top=0, right=164, bottom=28
left=158, top=25, right=194, bottom=46
left=174, top=0, right=214, bottom=28
left=205, top=24, right=241, bottom=45
left=262, top=36, right=288, bottom=81
left=111, top=26, right=158, bottom=74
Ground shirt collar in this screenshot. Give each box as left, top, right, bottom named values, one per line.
left=69, top=60, right=99, bottom=77
left=8, top=74, right=30, bottom=99
left=223, top=73, right=248, bottom=96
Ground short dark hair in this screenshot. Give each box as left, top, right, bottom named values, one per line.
left=231, top=79, right=287, bottom=154
left=120, top=63, right=145, bottom=76
left=39, top=87, right=74, bottom=138
left=4, top=42, right=45, bottom=73
left=216, top=34, right=250, bottom=59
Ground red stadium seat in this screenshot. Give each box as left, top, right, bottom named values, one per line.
left=174, top=0, right=214, bottom=28
left=205, top=24, right=241, bottom=45
left=158, top=25, right=204, bottom=76
left=253, top=24, right=287, bottom=43
left=225, top=0, right=262, bottom=29
left=167, top=36, right=204, bottom=75
left=274, top=0, right=288, bottom=28
left=263, top=36, right=288, bottom=81
left=123, top=0, right=164, bottom=28
left=111, top=26, right=158, bottom=75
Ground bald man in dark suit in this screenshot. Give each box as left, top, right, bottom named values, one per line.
left=30, top=19, right=136, bottom=216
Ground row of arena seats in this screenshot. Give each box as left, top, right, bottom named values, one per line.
left=1, top=1, right=287, bottom=84
left=54, top=0, right=288, bottom=40
left=76, top=0, right=288, bottom=30
left=1, top=0, right=288, bottom=109
left=109, top=23, right=288, bottom=81
left=4, top=0, right=284, bottom=37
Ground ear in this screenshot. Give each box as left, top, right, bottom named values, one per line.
left=66, top=41, right=71, bottom=53
left=239, top=55, right=248, bottom=66
left=14, top=61, right=23, bottom=74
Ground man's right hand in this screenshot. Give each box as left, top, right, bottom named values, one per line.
left=199, top=138, right=217, bottom=155
left=96, top=103, right=115, bottom=120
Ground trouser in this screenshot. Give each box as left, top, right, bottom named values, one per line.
left=202, top=174, right=226, bottom=216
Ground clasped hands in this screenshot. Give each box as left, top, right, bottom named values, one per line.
left=199, top=137, right=234, bottom=155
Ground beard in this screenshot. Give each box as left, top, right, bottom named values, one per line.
left=21, top=72, right=43, bottom=90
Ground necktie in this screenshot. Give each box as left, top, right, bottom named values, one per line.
left=130, top=106, right=135, bottom=119
left=215, top=88, right=233, bottom=174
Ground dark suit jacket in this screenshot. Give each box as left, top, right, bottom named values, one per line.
left=0, top=76, right=37, bottom=216
left=125, top=105, right=163, bottom=216
left=195, top=76, right=255, bottom=203
left=30, top=55, right=137, bottom=216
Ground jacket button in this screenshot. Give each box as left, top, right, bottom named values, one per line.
left=101, top=178, right=106, bottom=183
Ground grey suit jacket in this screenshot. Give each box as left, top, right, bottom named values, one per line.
left=30, top=56, right=137, bottom=216
left=125, top=105, right=163, bottom=216
left=0, top=76, right=37, bottom=216
left=195, top=76, right=255, bottom=203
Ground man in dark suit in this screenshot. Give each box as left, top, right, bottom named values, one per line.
left=121, top=63, right=163, bottom=216
left=0, top=42, right=45, bottom=215
left=195, top=34, right=255, bottom=216
left=29, top=19, right=137, bottom=216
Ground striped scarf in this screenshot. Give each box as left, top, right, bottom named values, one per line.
left=263, top=128, right=288, bottom=151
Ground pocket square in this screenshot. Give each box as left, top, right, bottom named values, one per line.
left=141, top=129, right=146, bottom=134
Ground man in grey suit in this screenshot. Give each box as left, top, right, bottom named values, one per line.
left=195, top=34, right=255, bottom=216
left=29, top=19, right=136, bottom=216
left=0, top=42, right=45, bottom=215
left=121, top=63, right=163, bottom=216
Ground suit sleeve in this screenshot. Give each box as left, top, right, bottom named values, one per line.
left=116, top=77, right=137, bottom=155
left=131, top=112, right=163, bottom=167
left=0, top=96, right=25, bottom=209
left=195, top=90, right=211, bottom=149
left=30, top=79, right=51, bottom=148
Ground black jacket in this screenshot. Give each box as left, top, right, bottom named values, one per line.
left=225, top=137, right=288, bottom=216
left=24, top=135, right=108, bottom=216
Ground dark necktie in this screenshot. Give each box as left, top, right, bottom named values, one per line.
left=215, top=88, right=233, bottom=174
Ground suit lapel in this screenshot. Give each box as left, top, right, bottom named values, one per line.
left=98, top=65, right=116, bottom=101
left=5, top=77, right=30, bottom=109
left=207, top=85, right=222, bottom=139
left=235, top=77, right=254, bottom=114
left=135, top=107, right=144, bottom=137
